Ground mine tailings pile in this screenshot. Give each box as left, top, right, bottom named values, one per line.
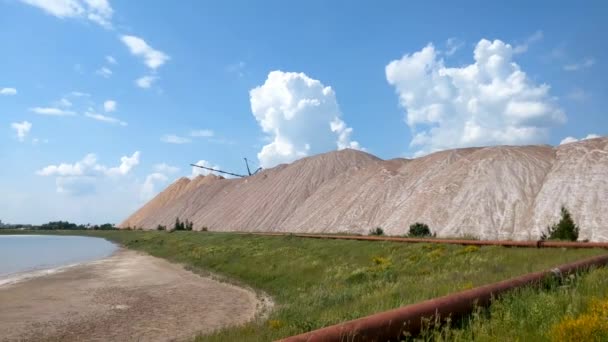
left=121, top=138, right=608, bottom=241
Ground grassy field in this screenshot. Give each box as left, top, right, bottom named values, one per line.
left=5, top=231, right=608, bottom=341
left=6, top=230, right=607, bottom=341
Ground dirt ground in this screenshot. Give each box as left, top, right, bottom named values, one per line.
left=0, top=249, right=263, bottom=341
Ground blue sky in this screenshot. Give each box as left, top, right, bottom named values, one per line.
left=1, top=0, right=606, bottom=224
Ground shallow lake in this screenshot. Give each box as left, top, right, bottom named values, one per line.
left=0, top=235, right=117, bottom=283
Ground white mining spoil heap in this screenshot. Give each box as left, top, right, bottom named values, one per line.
left=121, top=137, right=608, bottom=241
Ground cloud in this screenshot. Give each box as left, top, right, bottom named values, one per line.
left=37, top=151, right=140, bottom=195
left=106, top=151, right=140, bottom=176
left=1, top=87, right=17, bottom=95
left=135, top=75, right=157, bottom=89
left=563, top=57, right=595, bottom=71
left=96, top=67, right=112, bottom=78
left=30, top=107, right=76, bottom=116
left=191, top=160, right=221, bottom=178
left=70, top=91, right=90, bottom=97
left=56, top=98, right=72, bottom=107
left=190, top=129, right=214, bottom=137
left=513, top=30, right=544, bottom=54
left=37, top=153, right=101, bottom=177
left=566, top=88, right=590, bottom=102
left=140, top=173, right=169, bottom=200
left=560, top=134, right=602, bottom=145
left=249, top=71, right=362, bottom=168
left=106, top=55, right=117, bottom=64
left=103, top=100, right=116, bottom=112
left=20, top=0, right=113, bottom=28
left=140, top=162, right=180, bottom=200
left=120, top=35, right=169, bottom=70
left=85, top=111, right=127, bottom=126
left=161, top=134, right=191, bottom=144
left=11, top=121, right=32, bottom=141
left=153, top=163, right=180, bottom=174
left=445, top=38, right=464, bottom=56
left=32, top=138, right=49, bottom=145
left=385, top=39, right=566, bottom=156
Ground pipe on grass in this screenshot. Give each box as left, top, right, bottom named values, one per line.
left=278, top=254, right=608, bottom=342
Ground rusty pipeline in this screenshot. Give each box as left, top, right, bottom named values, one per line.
left=250, top=232, right=608, bottom=249
left=278, top=254, right=608, bottom=342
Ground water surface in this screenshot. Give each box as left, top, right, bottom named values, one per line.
left=0, top=235, right=117, bottom=282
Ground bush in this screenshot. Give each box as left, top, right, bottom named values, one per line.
left=201, top=226, right=208, bottom=232
left=369, top=227, right=384, bottom=236
left=174, top=218, right=193, bottom=231
left=541, top=206, right=579, bottom=241
left=408, top=222, right=432, bottom=237
left=550, top=298, right=608, bottom=341
left=174, top=217, right=183, bottom=231
left=156, top=225, right=166, bottom=231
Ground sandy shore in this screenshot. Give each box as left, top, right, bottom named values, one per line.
left=0, top=249, right=263, bottom=341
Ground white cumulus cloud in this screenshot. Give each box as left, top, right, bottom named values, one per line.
left=154, top=163, right=180, bottom=174
left=560, top=134, right=602, bottom=145
left=191, top=160, right=222, bottom=178
left=37, top=153, right=101, bottom=177
left=20, top=0, right=113, bottom=28
left=121, top=35, right=169, bottom=70
left=386, top=39, right=566, bottom=156
left=106, top=55, right=117, bottom=64
left=135, top=75, right=157, bottom=89
left=106, top=151, right=140, bottom=176
left=11, top=121, right=32, bottom=141
left=37, top=151, right=140, bottom=195
left=140, top=173, right=169, bottom=200
left=1, top=87, right=17, bottom=95
left=103, top=100, right=116, bottom=112
left=250, top=71, right=361, bottom=168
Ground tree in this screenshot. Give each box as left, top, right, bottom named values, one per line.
left=541, top=206, right=579, bottom=241
left=369, top=227, right=384, bottom=236
left=408, top=222, right=432, bottom=237
left=174, top=217, right=184, bottom=231
left=185, top=220, right=193, bottom=231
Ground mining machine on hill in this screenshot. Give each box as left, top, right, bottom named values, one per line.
left=190, top=158, right=262, bottom=178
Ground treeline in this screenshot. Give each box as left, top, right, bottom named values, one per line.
left=155, top=217, right=198, bottom=231
left=0, top=220, right=117, bottom=230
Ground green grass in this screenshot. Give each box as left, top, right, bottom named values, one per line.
left=4, top=230, right=607, bottom=341
left=419, top=267, right=608, bottom=341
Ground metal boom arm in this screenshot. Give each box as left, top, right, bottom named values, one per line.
left=190, top=164, right=246, bottom=178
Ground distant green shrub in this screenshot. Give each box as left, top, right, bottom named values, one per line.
left=201, top=226, right=208, bottom=232
left=368, top=227, right=384, bottom=236
left=174, top=218, right=193, bottom=231
left=408, top=222, right=432, bottom=237
left=541, top=206, right=579, bottom=241
left=156, top=225, right=166, bottom=231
